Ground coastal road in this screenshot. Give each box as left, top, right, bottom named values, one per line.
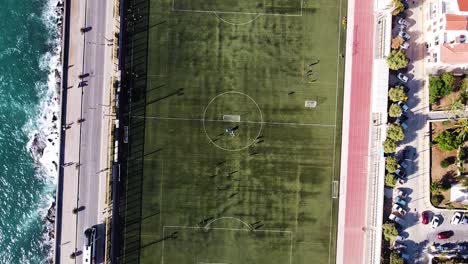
left=75, top=0, right=113, bottom=263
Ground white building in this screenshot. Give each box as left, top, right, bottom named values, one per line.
left=425, top=0, right=468, bottom=66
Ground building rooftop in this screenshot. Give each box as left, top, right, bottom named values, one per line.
left=440, top=43, right=468, bottom=63
left=458, top=0, right=468, bottom=12
left=445, top=14, right=468, bottom=30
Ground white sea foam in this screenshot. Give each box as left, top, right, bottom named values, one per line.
left=22, top=0, right=64, bottom=262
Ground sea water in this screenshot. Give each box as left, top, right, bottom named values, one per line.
left=0, top=0, right=62, bottom=262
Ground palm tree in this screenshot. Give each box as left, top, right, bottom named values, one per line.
left=454, top=118, right=468, bottom=141
left=447, top=99, right=465, bottom=120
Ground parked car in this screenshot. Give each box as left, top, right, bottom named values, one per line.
left=437, top=231, right=454, bottom=239
left=398, top=114, right=408, bottom=122
left=431, top=215, right=441, bottom=228
left=398, top=101, right=409, bottom=112
left=395, top=114, right=409, bottom=130
left=397, top=188, right=408, bottom=198
left=389, top=213, right=406, bottom=226
left=398, top=160, right=409, bottom=169
left=421, top=211, right=430, bottom=225
left=395, top=168, right=407, bottom=178
left=461, top=214, right=468, bottom=225
left=402, top=146, right=416, bottom=160
left=401, top=42, right=410, bottom=49
left=398, top=18, right=410, bottom=27
left=393, top=204, right=407, bottom=216
left=451, top=212, right=463, bottom=225
left=399, top=31, right=411, bottom=40
left=397, top=73, right=409, bottom=83
left=394, top=196, right=408, bottom=207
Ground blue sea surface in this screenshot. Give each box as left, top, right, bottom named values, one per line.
left=0, top=0, right=60, bottom=262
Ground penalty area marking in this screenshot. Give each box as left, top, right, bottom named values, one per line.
left=162, top=225, right=293, bottom=264
left=171, top=0, right=303, bottom=17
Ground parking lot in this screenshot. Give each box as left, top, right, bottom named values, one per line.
left=385, top=1, right=468, bottom=263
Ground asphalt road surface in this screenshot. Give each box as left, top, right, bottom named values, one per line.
left=75, top=0, right=112, bottom=262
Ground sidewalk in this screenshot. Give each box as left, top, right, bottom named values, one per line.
left=55, top=0, right=86, bottom=262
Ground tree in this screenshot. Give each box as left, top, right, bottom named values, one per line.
left=386, top=173, right=397, bottom=187
left=391, top=36, right=405, bottom=49
left=391, top=0, right=405, bottom=16
left=384, top=139, right=397, bottom=153
left=387, top=124, right=405, bottom=142
left=390, top=251, right=404, bottom=264
left=388, top=86, right=407, bottom=102
left=389, top=103, right=403, bottom=117
left=441, top=72, right=455, bottom=90
left=386, top=50, right=408, bottom=70
left=431, top=193, right=444, bottom=206
left=383, top=222, right=398, bottom=241
left=440, top=158, right=452, bottom=168
left=447, top=99, right=465, bottom=120
left=429, top=75, right=452, bottom=103
left=434, top=130, right=463, bottom=151
left=386, top=156, right=399, bottom=173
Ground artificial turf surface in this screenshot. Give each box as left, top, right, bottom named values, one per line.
left=122, top=0, right=346, bottom=263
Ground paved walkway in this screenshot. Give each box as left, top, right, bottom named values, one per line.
left=55, top=0, right=86, bottom=261
left=335, top=0, right=374, bottom=261
left=428, top=110, right=468, bottom=121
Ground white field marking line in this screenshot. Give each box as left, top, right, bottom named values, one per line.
left=203, top=216, right=251, bottom=229
left=159, top=160, right=164, bottom=236
left=161, top=226, right=165, bottom=264
left=171, top=0, right=303, bottom=17
left=328, top=0, right=344, bottom=261
left=213, top=12, right=262, bottom=26
left=289, top=231, right=293, bottom=264
left=197, top=262, right=230, bottom=264
left=163, top=225, right=292, bottom=233
left=132, top=115, right=336, bottom=127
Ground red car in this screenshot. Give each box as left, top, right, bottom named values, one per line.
left=437, top=231, right=454, bottom=239
left=421, top=211, right=430, bottom=225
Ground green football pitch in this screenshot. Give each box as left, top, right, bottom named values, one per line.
left=120, top=0, right=346, bottom=263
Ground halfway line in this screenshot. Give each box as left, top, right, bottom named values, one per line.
left=132, top=115, right=336, bottom=127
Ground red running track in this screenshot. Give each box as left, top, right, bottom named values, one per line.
left=342, top=0, right=374, bottom=263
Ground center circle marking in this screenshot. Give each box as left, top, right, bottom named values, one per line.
left=202, top=91, right=263, bottom=151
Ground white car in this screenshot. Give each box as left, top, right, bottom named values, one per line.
left=398, top=18, right=410, bottom=27
left=398, top=101, right=409, bottom=112
left=399, top=31, right=411, bottom=40
left=431, top=215, right=441, bottom=228
left=393, top=204, right=407, bottom=216
left=401, top=42, right=409, bottom=50
left=397, top=73, right=409, bottom=83
left=451, top=212, right=463, bottom=225
left=397, top=188, right=408, bottom=198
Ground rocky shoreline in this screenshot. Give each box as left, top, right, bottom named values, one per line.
left=31, top=1, right=64, bottom=263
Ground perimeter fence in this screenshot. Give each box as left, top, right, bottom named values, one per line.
left=112, top=0, right=150, bottom=263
